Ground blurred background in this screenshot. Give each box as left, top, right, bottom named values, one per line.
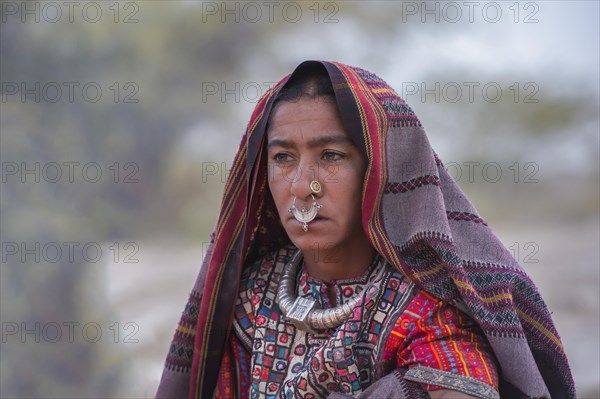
left=1, top=1, right=598, bottom=397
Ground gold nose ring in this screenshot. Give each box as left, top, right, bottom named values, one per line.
left=310, top=180, right=322, bottom=195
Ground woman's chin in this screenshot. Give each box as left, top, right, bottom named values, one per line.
left=285, top=226, right=337, bottom=252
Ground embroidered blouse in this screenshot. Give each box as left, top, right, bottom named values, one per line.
left=228, top=245, right=499, bottom=399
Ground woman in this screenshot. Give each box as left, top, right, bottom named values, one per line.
left=156, top=61, right=575, bottom=398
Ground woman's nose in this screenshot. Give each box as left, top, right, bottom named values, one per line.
left=290, top=160, right=319, bottom=200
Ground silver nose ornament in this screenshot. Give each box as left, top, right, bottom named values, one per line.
left=288, top=195, right=323, bottom=232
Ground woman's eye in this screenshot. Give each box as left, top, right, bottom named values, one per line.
left=322, top=151, right=343, bottom=162
left=273, top=153, right=291, bottom=163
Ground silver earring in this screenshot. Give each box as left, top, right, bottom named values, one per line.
left=288, top=195, right=323, bottom=232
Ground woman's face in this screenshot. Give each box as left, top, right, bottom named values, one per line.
left=267, top=96, right=369, bottom=254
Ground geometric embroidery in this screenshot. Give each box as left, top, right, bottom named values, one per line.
left=164, top=291, right=201, bottom=372
left=384, top=175, right=441, bottom=194
left=383, top=291, right=499, bottom=394
left=446, top=211, right=488, bottom=226
left=353, top=67, right=422, bottom=128
left=233, top=245, right=499, bottom=398
left=405, top=366, right=499, bottom=399
left=234, top=245, right=413, bottom=398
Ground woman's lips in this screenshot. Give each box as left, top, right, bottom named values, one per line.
left=288, top=215, right=327, bottom=222
left=313, top=215, right=326, bottom=220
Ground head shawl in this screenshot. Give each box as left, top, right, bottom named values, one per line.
left=156, top=61, right=575, bottom=398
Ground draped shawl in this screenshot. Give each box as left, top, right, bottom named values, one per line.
left=156, top=61, right=575, bottom=398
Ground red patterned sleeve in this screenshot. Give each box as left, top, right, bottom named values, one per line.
left=214, top=332, right=252, bottom=399
left=384, top=290, right=500, bottom=397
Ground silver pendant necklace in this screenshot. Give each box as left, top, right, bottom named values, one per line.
left=276, top=249, right=379, bottom=334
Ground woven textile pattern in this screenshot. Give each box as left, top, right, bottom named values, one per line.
left=231, top=246, right=498, bottom=399
left=234, top=246, right=411, bottom=398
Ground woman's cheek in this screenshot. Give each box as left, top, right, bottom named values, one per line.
left=269, top=174, right=287, bottom=209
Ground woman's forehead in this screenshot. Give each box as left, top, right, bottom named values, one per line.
left=267, top=98, right=345, bottom=138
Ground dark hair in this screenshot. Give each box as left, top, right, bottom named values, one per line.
left=267, top=65, right=337, bottom=131
left=272, top=64, right=335, bottom=105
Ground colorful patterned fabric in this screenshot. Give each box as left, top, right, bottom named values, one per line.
left=233, top=245, right=414, bottom=398
left=156, top=61, right=575, bottom=399
left=229, top=245, right=499, bottom=399
left=214, top=333, right=251, bottom=399
left=383, top=290, right=499, bottom=393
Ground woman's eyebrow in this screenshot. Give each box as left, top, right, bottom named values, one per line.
left=305, top=135, right=352, bottom=148
left=267, top=135, right=351, bottom=150
left=267, top=138, right=295, bottom=150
